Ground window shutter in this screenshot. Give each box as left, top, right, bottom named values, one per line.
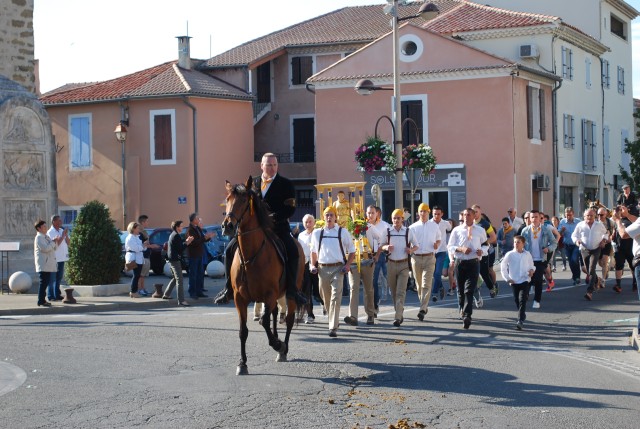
left=70, top=116, right=91, bottom=168
left=591, top=122, right=597, bottom=169
left=563, top=114, right=569, bottom=147
left=582, top=119, right=588, bottom=168
left=154, top=115, right=172, bottom=160
left=539, top=88, right=546, bottom=141
left=526, top=86, right=533, bottom=139
left=561, top=47, right=567, bottom=78
left=570, top=116, right=575, bottom=148
left=569, top=49, right=574, bottom=80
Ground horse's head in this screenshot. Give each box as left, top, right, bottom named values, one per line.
left=222, top=176, right=256, bottom=236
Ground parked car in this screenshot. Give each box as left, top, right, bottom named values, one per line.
left=148, top=228, right=173, bottom=274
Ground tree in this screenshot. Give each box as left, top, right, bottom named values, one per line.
left=619, top=108, right=640, bottom=190
left=66, top=200, right=123, bottom=285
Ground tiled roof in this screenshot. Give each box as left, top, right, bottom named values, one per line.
left=40, top=61, right=252, bottom=106
left=201, top=2, right=462, bottom=68
left=424, top=1, right=560, bottom=33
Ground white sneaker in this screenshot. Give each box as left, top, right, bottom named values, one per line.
left=473, top=294, right=483, bottom=308
left=532, top=300, right=540, bottom=309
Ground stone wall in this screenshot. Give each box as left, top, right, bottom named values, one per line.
left=0, top=0, right=35, bottom=93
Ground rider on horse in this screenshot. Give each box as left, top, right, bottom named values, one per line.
left=214, top=153, right=307, bottom=306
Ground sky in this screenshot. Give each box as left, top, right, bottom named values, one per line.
left=34, top=0, right=640, bottom=97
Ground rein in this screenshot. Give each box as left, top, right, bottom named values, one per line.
left=230, top=192, right=267, bottom=270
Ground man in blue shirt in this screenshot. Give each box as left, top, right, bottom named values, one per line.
left=559, top=207, right=581, bottom=285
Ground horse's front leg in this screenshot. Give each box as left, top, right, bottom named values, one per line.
left=277, top=297, right=296, bottom=362
left=236, top=302, right=249, bottom=375
left=261, top=303, right=283, bottom=353
left=271, top=305, right=279, bottom=339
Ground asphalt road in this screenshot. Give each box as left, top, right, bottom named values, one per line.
left=1, top=277, right=640, bottom=429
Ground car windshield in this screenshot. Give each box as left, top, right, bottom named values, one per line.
left=149, top=229, right=172, bottom=245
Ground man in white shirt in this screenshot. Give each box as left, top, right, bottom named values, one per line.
left=297, top=214, right=320, bottom=323
left=366, top=205, right=390, bottom=313
left=380, top=208, right=419, bottom=327
left=46, top=215, right=69, bottom=301
left=500, top=235, right=535, bottom=330
left=572, top=208, right=608, bottom=301
left=310, top=206, right=356, bottom=338
left=409, top=203, right=441, bottom=321
left=430, top=205, right=452, bottom=302
left=447, top=207, right=487, bottom=329
left=507, top=207, right=524, bottom=231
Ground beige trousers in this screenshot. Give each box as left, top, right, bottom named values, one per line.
left=319, top=265, right=344, bottom=330
left=411, top=254, right=436, bottom=313
left=347, top=261, right=375, bottom=319
left=253, top=297, right=286, bottom=318
left=387, top=260, right=410, bottom=320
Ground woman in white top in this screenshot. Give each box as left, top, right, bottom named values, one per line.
left=125, top=222, right=147, bottom=298
left=34, top=219, right=57, bottom=307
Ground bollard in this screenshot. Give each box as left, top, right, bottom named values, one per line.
left=62, top=287, right=77, bottom=304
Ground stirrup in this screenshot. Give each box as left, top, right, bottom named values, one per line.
left=214, top=288, right=233, bottom=304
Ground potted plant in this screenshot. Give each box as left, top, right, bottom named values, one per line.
left=354, top=136, right=396, bottom=172
left=402, top=144, right=437, bottom=175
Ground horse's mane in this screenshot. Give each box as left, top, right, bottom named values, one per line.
left=231, top=184, right=274, bottom=230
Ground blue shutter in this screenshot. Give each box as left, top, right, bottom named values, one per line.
left=70, top=116, right=91, bottom=168
left=603, top=125, right=610, bottom=161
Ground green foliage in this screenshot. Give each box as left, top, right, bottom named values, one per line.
left=619, top=108, right=640, bottom=190
left=66, top=200, right=123, bottom=285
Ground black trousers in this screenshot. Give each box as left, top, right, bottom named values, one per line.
left=479, top=254, right=495, bottom=291
left=531, top=260, right=547, bottom=303
left=511, top=281, right=529, bottom=322
left=454, top=259, right=479, bottom=318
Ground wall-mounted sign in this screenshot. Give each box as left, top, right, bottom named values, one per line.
left=178, top=196, right=187, bottom=205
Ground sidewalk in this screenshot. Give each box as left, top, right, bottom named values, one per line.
left=0, top=273, right=227, bottom=316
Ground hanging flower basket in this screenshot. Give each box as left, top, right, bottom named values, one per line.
left=402, top=144, right=437, bottom=175
left=355, top=136, right=396, bottom=173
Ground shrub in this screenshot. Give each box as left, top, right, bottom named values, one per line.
left=66, top=200, right=123, bottom=285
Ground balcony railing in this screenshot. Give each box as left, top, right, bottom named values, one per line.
left=254, top=152, right=315, bottom=163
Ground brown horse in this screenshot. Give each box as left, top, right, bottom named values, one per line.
left=221, top=177, right=303, bottom=375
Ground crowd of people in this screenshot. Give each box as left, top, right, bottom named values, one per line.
left=31, top=155, right=639, bottom=339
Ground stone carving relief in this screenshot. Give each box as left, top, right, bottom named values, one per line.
left=3, top=151, right=45, bottom=190
left=3, top=106, right=44, bottom=145
left=4, top=199, right=46, bottom=236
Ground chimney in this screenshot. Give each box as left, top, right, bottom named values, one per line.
left=176, top=36, right=192, bottom=70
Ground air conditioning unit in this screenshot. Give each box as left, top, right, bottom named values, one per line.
left=535, top=174, right=550, bottom=191
left=519, top=44, right=540, bottom=59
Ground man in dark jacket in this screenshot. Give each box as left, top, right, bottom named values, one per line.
left=215, top=153, right=306, bottom=305
left=186, top=213, right=215, bottom=299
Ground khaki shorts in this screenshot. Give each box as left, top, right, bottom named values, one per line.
left=140, top=258, right=151, bottom=276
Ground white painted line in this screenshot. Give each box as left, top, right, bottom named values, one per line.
left=0, top=315, right=31, bottom=320
left=0, top=362, right=27, bottom=397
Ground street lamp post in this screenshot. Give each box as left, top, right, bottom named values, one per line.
left=114, top=122, right=127, bottom=230
left=355, top=1, right=439, bottom=211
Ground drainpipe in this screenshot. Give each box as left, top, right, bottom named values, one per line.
left=182, top=97, right=199, bottom=212
left=599, top=57, right=606, bottom=204
left=548, top=35, right=562, bottom=214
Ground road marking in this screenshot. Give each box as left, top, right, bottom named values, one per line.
left=0, top=315, right=31, bottom=320
left=0, top=362, right=27, bottom=397
left=607, top=317, right=638, bottom=323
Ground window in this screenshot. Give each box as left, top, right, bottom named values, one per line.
left=292, top=116, right=315, bottom=162
left=617, top=66, right=625, bottom=94
left=585, top=58, right=591, bottom=89
left=559, top=186, right=573, bottom=214
left=603, top=125, right=610, bottom=161
left=602, top=59, right=610, bottom=89
left=611, top=14, right=627, bottom=40
left=69, top=114, right=92, bottom=169
left=527, top=85, right=546, bottom=141
left=401, top=99, right=424, bottom=146
left=582, top=119, right=597, bottom=171
left=59, top=206, right=80, bottom=225
left=290, top=56, right=313, bottom=86
left=563, top=113, right=575, bottom=149
left=296, top=189, right=315, bottom=209
left=149, top=109, right=176, bottom=165
left=561, top=46, right=573, bottom=80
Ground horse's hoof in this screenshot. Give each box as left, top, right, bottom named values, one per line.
left=236, top=365, right=248, bottom=375
left=276, top=353, right=288, bottom=362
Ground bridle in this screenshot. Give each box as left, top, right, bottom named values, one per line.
left=224, top=189, right=266, bottom=268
